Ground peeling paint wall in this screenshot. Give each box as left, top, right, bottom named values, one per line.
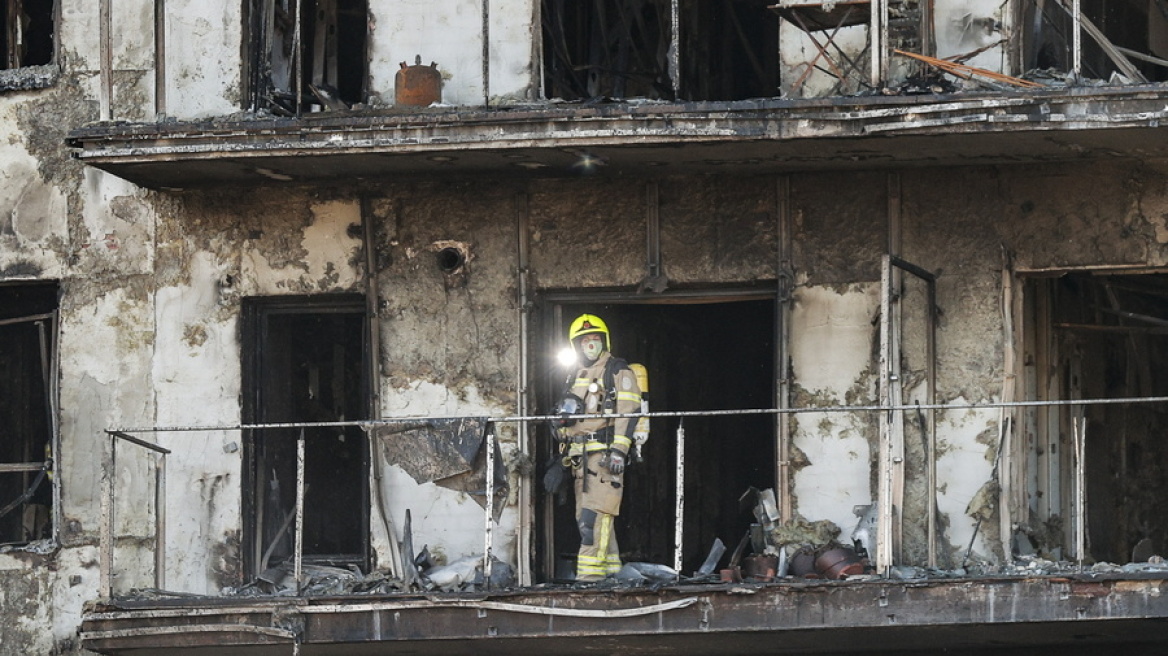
left=790, top=284, right=880, bottom=535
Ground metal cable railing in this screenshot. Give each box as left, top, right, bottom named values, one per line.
left=100, top=393, right=1168, bottom=598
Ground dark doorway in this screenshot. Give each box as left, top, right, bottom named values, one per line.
left=536, top=295, right=776, bottom=579
left=242, top=296, right=370, bottom=576
left=0, top=282, right=57, bottom=546
left=1024, top=272, right=1168, bottom=564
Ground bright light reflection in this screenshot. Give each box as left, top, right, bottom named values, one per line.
left=556, top=347, right=578, bottom=368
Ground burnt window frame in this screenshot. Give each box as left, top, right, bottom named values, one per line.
left=243, top=0, right=370, bottom=115
left=0, top=281, right=60, bottom=549
left=0, top=0, right=60, bottom=92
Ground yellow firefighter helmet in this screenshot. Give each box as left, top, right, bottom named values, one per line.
left=568, top=314, right=610, bottom=351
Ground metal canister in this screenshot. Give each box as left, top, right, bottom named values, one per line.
left=814, top=547, right=866, bottom=580
left=395, top=55, right=442, bottom=107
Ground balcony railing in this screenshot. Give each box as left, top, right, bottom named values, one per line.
left=97, top=390, right=1168, bottom=601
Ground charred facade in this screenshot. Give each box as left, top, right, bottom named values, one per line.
left=1, top=1, right=1168, bottom=655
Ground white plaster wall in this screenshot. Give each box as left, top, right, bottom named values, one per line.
left=57, top=282, right=158, bottom=597
left=79, top=169, right=156, bottom=275
left=790, top=284, right=879, bottom=533
left=60, top=1, right=102, bottom=70
left=52, top=545, right=102, bottom=648
left=0, top=138, right=68, bottom=279
left=164, top=0, right=243, bottom=119
left=934, top=402, right=999, bottom=562
left=370, top=0, right=487, bottom=106
left=111, top=1, right=154, bottom=70
left=488, top=0, right=537, bottom=104
left=111, top=0, right=158, bottom=121
left=153, top=252, right=245, bottom=595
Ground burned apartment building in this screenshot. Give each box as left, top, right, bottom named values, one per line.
left=4, top=0, right=1168, bottom=654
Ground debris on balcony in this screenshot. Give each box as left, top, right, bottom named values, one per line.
left=219, top=555, right=518, bottom=597
left=372, top=417, right=508, bottom=515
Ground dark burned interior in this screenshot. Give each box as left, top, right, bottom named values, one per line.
left=1, top=0, right=54, bottom=70
left=1031, top=272, right=1168, bottom=565
left=1023, top=0, right=1168, bottom=82
left=247, top=0, right=368, bottom=114
left=0, top=282, right=56, bottom=546
left=541, top=0, right=779, bottom=102
left=537, top=296, right=775, bottom=579
left=241, top=296, right=370, bottom=576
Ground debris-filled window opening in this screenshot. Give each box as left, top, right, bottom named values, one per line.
left=1021, top=272, right=1168, bottom=565
left=678, top=1, right=779, bottom=101
left=248, top=0, right=368, bottom=114
left=1, top=0, right=54, bottom=70
left=536, top=297, right=775, bottom=580
left=0, top=282, right=57, bottom=547
left=541, top=0, right=780, bottom=102
left=1022, top=0, right=1166, bottom=82
left=241, top=297, right=370, bottom=577
left=541, top=0, right=673, bottom=101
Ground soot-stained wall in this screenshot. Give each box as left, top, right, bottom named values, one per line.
left=10, top=56, right=1168, bottom=654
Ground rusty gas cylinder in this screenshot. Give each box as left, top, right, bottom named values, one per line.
left=395, top=55, right=442, bottom=107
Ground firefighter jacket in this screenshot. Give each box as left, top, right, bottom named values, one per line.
left=560, top=351, right=641, bottom=458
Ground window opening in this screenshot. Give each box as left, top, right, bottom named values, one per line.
left=678, top=1, right=778, bottom=101
left=541, top=0, right=778, bottom=102
left=541, top=0, right=673, bottom=101
left=0, top=282, right=57, bottom=547
left=1021, top=272, right=1168, bottom=564
left=1022, top=0, right=1164, bottom=83
left=249, top=0, right=368, bottom=114
left=535, top=297, right=775, bottom=580
left=242, top=297, right=370, bottom=576
left=1, top=0, right=54, bottom=70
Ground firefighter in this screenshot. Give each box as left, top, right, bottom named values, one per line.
left=556, top=314, right=642, bottom=581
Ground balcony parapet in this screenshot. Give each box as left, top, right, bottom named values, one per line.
left=64, top=85, right=1168, bottom=190
left=80, top=574, right=1168, bottom=655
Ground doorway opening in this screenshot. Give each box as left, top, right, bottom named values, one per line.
left=1021, top=271, right=1168, bottom=564
left=242, top=296, right=370, bottom=576
left=535, top=294, right=776, bottom=580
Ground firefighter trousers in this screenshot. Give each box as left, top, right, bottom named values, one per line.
left=574, top=451, right=623, bottom=580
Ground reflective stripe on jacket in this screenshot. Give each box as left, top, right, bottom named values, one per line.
left=561, top=351, right=641, bottom=456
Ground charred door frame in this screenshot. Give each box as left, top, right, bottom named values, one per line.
left=876, top=255, right=938, bottom=572
left=240, top=294, right=372, bottom=578
left=532, top=286, right=780, bottom=581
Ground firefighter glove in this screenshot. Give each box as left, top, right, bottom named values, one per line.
left=606, top=450, right=625, bottom=475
